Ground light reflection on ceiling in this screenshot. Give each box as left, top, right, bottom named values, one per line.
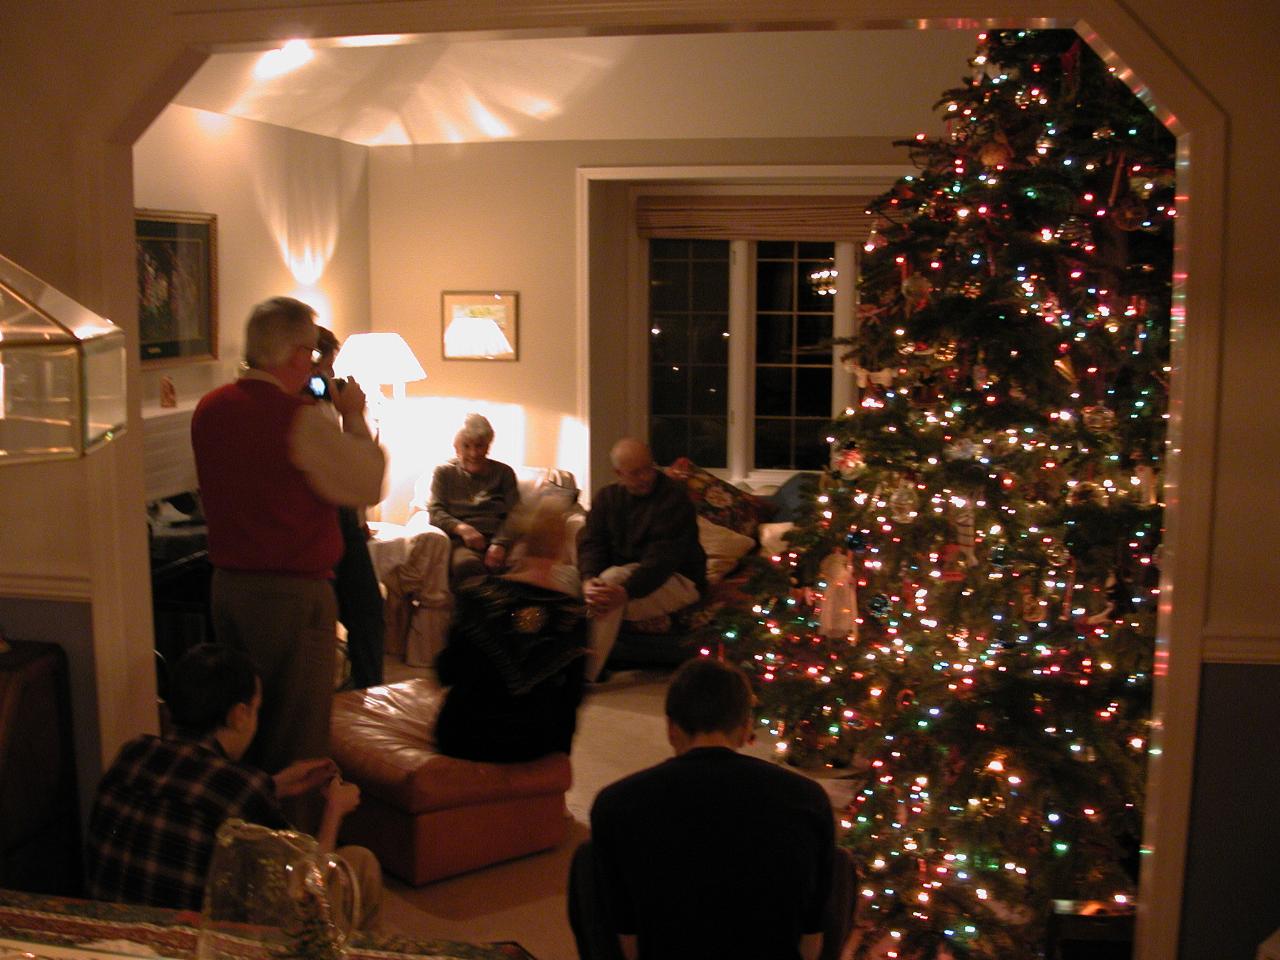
left=173, top=29, right=980, bottom=146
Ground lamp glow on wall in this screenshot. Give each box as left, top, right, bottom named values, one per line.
left=332, top=332, right=426, bottom=411
left=0, top=252, right=127, bottom=465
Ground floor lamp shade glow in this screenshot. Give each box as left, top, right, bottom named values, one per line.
left=333, top=332, right=426, bottom=400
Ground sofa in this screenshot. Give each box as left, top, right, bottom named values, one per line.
left=366, top=459, right=812, bottom=671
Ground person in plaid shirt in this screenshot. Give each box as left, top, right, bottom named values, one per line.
left=86, top=644, right=379, bottom=922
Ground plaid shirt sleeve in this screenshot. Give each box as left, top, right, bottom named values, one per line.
left=86, top=735, right=288, bottom=911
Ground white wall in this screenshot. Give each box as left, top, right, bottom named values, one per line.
left=368, top=135, right=903, bottom=506
left=133, top=105, right=372, bottom=408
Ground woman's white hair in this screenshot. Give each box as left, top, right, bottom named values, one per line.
left=244, top=297, right=316, bottom=369
left=455, top=412, right=495, bottom=446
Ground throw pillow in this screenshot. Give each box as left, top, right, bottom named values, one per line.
left=665, top=457, right=774, bottom=536
left=757, top=521, right=796, bottom=558
left=697, top=515, right=757, bottom=584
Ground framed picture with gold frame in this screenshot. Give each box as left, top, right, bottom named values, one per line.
left=441, top=290, right=518, bottom=361
left=136, top=209, right=218, bottom=366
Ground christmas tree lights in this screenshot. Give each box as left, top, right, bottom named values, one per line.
left=721, top=29, right=1172, bottom=958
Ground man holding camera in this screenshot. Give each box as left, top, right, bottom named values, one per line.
left=192, top=297, right=384, bottom=774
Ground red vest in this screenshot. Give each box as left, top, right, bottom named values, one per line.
left=192, top=379, right=342, bottom=577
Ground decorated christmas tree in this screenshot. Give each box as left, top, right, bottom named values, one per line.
left=724, top=29, right=1174, bottom=959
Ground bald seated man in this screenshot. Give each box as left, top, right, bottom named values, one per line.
left=577, top=438, right=706, bottom=680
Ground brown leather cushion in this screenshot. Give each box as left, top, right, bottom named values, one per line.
left=330, top=679, right=572, bottom=815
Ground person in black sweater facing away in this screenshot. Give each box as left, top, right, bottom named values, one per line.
left=570, top=657, right=855, bottom=960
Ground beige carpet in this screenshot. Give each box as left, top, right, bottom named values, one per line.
left=374, top=662, right=677, bottom=960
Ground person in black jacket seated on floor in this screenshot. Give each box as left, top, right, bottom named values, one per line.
left=433, top=496, right=587, bottom=762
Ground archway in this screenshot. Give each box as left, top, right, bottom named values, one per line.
left=116, top=6, right=1223, bottom=959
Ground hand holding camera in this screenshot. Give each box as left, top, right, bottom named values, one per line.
left=332, top=376, right=367, bottom=418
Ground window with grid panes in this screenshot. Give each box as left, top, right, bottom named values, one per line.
left=754, top=241, right=836, bottom=470
left=647, top=239, right=730, bottom=467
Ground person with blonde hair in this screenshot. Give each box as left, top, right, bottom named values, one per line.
left=433, top=495, right=587, bottom=762
left=427, top=413, right=519, bottom=586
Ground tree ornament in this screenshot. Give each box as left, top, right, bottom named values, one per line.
left=818, top=551, right=858, bottom=639
left=868, top=593, right=892, bottom=620
left=889, top=482, right=919, bottom=523
left=1133, top=463, right=1159, bottom=505
left=1081, top=404, right=1118, bottom=433
left=902, top=273, right=933, bottom=306
left=989, top=544, right=1009, bottom=568
left=1056, top=216, right=1091, bottom=245
left=845, top=529, right=867, bottom=553
left=835, top=447, right=867, bottom=480
left=1069, top=481, right=1108, bottom=506
left=1093, top=124, right=1115, bottom=140
left=961, top=278, right=985, bottom=298
left=1112, top=194, right=1148, bottom=230
left=1023, top=587, right=1047, bottom=621
left=934, top=340, right=959, bottom=363
left=940, top=544, right=972, bottom=581
left=952, top=499, right=977, bottom=565
left=978, top=138, right=1014, bottom=168
left=1045, top=541, right=1071, bottom=567
left=944, top=438, right=977, bottom=460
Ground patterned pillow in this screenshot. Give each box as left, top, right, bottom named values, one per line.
left=664, top=457, right=774, bottom=536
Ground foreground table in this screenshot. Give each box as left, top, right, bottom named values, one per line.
left=0, top=889, right=533, bottom=960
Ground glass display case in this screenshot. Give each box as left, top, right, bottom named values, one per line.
left=0, top=252, right=127, bottom=464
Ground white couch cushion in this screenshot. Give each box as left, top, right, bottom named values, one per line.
left=697, top=515, right=756, bottom=584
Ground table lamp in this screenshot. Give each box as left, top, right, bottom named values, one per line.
left=332, top=332, right=426, bottom=402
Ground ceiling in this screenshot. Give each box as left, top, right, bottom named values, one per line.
left=173, top=28, right=983, bottom=146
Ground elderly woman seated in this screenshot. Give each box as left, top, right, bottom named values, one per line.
left=428, top=413, right=519, bottom=586
left=432, top=497, right=587, bottom=763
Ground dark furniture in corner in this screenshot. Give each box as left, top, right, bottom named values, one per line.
left=0, top=638, right=81, bottom=895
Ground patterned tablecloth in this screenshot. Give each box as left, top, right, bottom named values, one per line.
left=0, top=890, right=533, bottom=960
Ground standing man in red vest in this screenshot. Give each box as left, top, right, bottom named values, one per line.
left=192, top=297, right=385, bottom=774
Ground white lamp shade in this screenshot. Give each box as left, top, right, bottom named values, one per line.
left=333, top=332, right=426, bottom=388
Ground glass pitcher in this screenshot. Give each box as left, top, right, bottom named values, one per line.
left=196, top=819, right=358, bottom=960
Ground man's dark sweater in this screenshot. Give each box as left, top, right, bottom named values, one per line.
left=578, top=470, right=706, bottom=600
left=589, top=746, right=835, bottom=960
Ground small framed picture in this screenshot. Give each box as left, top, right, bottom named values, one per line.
left=441, top=290, right=518, bottom=361
left=135, top=210, right=218, bottom=366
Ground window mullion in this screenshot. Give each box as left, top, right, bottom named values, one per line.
left=832, top=241, right=857, bottom=420
left=727, top=239, right=752, bottom=482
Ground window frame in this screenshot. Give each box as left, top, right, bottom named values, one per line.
left=635, top=211, right=861, bottom=485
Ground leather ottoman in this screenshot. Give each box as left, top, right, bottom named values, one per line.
left=329, top=678, right=572, bottom=885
